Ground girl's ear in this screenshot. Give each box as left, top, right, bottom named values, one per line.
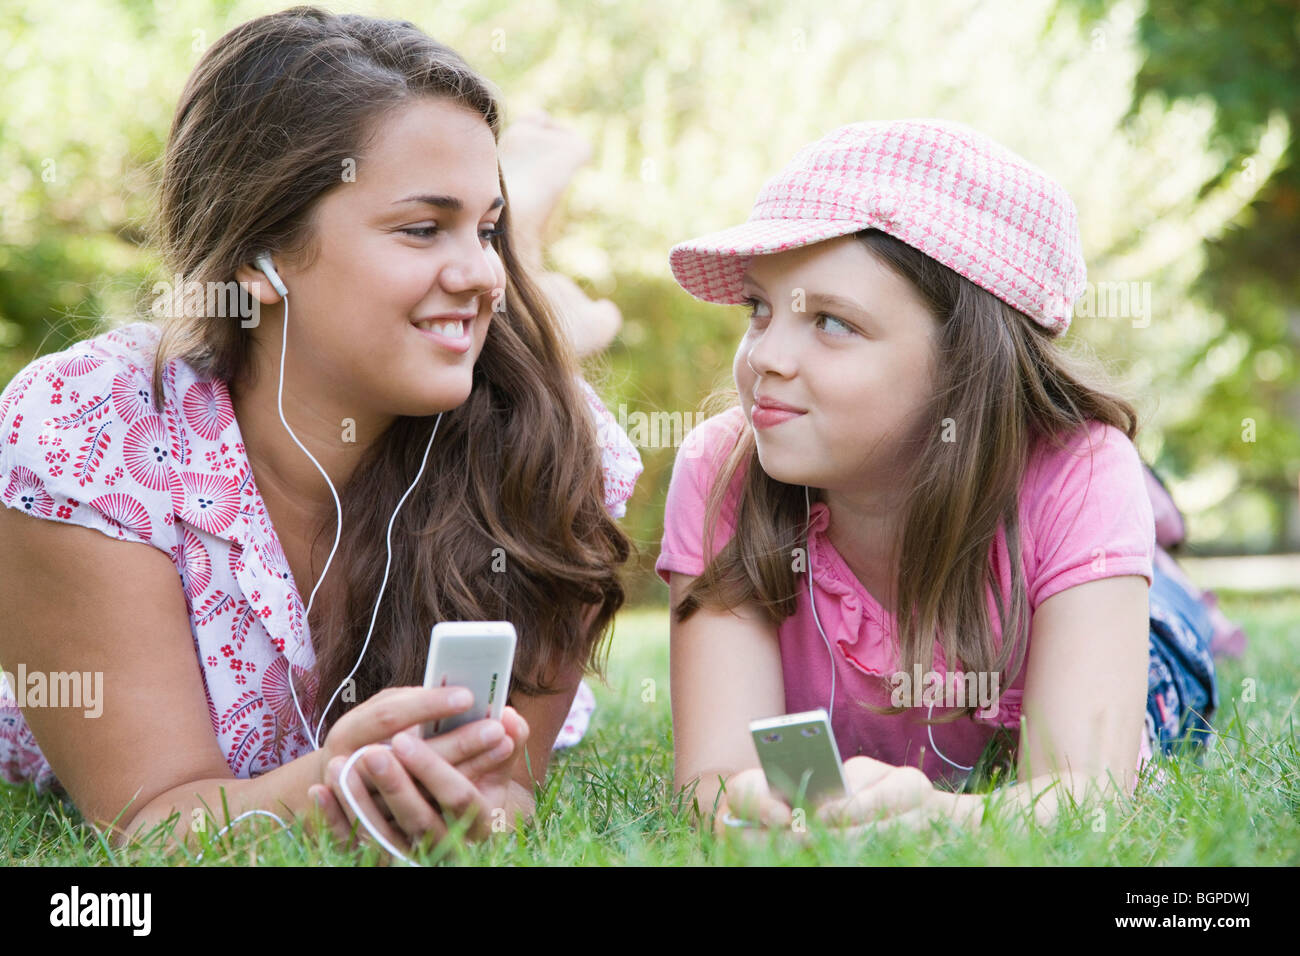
left=234, top=261, right=285, bottom=305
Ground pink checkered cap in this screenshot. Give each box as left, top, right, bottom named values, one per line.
left=668, top=119, right=1088, bottom=335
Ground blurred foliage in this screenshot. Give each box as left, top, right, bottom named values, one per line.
left=1067, top=0, right=1300, bottom=553
left=0, top=0, right=1294, bottom=606
left=587, top=273, right=738, bottom=598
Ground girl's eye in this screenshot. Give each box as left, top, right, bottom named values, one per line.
left=400, top=224, right=504, bottom=243
left=742, top=297, right=853, bottom=336
left=816, top=313, right=854, bottom=336
left=741, top=296, right=770, bottom=321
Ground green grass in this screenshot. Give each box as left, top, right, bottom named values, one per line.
left=3, top=592, right=1297, bottom=866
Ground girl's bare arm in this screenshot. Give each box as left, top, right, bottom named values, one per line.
left=0, top=506, right=497, bottom=852
left=931, top=574, right=1151, bottom=829
left=668, top=571, right=788, bottom=824
left=0, top=505, right=290, bottom=849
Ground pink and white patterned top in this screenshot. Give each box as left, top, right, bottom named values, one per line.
left=0, top=320, right=642, bottom=793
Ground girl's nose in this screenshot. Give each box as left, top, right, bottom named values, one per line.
left=745, top=315, right=799, bottom=378
left=440, top=235, right=500, bottom=298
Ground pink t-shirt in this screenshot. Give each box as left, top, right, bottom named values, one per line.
left=656, top=405, right=1156, bottom=784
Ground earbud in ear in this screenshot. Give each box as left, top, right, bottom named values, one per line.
left=254, top=253, right=288, bottom=297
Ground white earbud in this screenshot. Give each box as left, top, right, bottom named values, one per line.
left=254, top=253, right=288, bottom=297
left=212, top=245, right=444, bottom=865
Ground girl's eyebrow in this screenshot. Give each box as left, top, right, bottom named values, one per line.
left=393, top=193, right=505, bottom=212
left=740, top=278, right=878, bottom=324
left=807, top=291, right=872, bottom=318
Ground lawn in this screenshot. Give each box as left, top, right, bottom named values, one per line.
left=2, top=593, right=1297, bottom=866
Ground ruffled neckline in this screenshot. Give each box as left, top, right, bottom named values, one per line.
left=803, top=500, right=1024, bottom=726
left=803, top=501, right=895, bottom=673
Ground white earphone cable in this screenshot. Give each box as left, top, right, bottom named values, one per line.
left=804, top=485, right=836, bottom=728
left=273, top=289, right=343, bottom=751
left=337, top=743, right=422, bottom=865
left=803, top=485, right=971, bottom=774
left=207, top=268, right=439, bottom=865
left=927, top=699, right=973, bottom=772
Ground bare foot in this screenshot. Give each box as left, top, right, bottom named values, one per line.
left=536, top=271, right=622, bottom=359
left=499, top=112, right=594, bottom=264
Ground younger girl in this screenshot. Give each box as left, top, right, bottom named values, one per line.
left=658, top=119, right=1215, bottom=831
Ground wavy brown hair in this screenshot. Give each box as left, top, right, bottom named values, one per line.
left=141, top=7, right=631, bottom=751
left=674, top=229, right=1139, bottom=725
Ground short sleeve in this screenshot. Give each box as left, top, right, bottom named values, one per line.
left=0, top=346, right=177, bottom=553
left=654, top=406, right=749, bottom=585
left=1022, top=421, right=1155, bottom=610
left=574, top=376, right=643, bottom=519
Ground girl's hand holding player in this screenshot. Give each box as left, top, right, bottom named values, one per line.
left=718, top=758, right=946, bottom=838
left=306, top=686, right=530, bottom=855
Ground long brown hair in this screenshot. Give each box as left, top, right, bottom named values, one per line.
left=144, top=7, right=631, bottom=748
left=675, top=229, right=1138, bottom=724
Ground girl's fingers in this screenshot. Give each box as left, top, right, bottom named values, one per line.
left=351, top=743, right=450, bottom=847
left=819, top=765, right=933, bottom=826
left=500, top=706, right=530, bottom=746
left=389, top=735, right=491, bottom=835
left=724, top=768, right=792, bottom=827
left=450, top=733, right=516, bottom=781
left=331, top=753, right=397, bottom=823
left=326, top=687, right=474, bottom=760
left=816, top=758, right=888, bottom=822
left=327, top=751, right=412, bottom=854
left=842, top=806, right=929, bottom=836
left=450, top=706, right=530, bottom=779
left=758, top=795, right=794, bottom=828
left=307, top=784, right=355, bottom=847
left=842, top=755, right=896, bottom=793
left=723, top=768, right=766, bottom=817
left=418, top=718, right=508, bottom=766
left=413, top=706, right=531, bottom=781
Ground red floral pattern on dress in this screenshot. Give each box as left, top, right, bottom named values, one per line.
left=0, top=320, right=642, bottom=791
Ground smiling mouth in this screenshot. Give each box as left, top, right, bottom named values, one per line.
left=413, top=318, right=469, bottom=339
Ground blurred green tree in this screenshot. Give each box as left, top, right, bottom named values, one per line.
left=1, top=0, right=1289, bottom=604
left=1070, top=0, right=1299, bottom=551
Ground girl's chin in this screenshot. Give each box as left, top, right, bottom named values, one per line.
left=397, top=378, right=474, bottom=418
left=753, top=445, right=817, bottom=488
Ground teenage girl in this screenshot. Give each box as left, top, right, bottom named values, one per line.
left=0, top=7, right=641, bottom=858
left=658, top=119, right=1214, bottom=832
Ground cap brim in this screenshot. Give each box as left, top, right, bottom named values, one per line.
left=669, top=218, right=868, bottom=305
